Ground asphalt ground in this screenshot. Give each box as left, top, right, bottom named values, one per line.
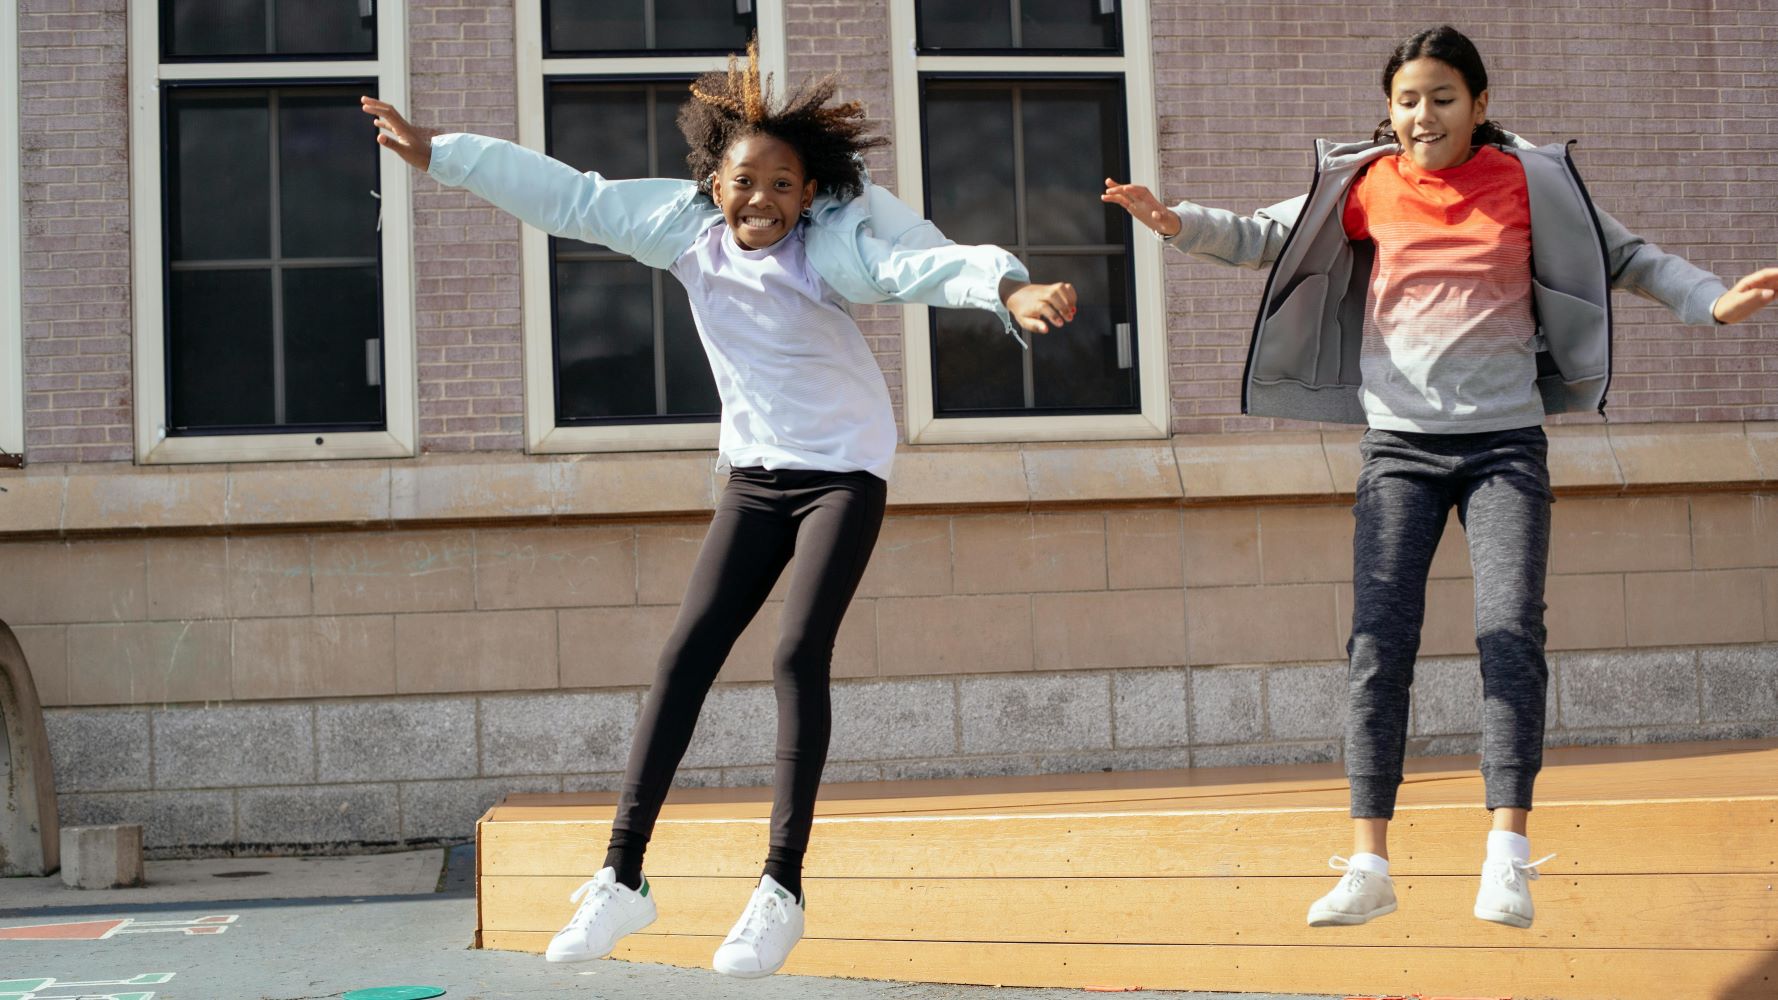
left=0, top=846, right=1335, bottom=1000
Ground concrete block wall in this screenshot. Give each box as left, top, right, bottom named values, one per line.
left=39, top=644, right=1778, bottom=851
left=7, top=488, right=1777, bottom=851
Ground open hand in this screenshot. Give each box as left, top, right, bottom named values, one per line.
left=1001, top=280, right=1078, bottom=336
left=1101, top=178, right=1180, bottom=238
left=361, top=96, right=438, bottom=173
left=1711, top=267, right=1778, bottom=324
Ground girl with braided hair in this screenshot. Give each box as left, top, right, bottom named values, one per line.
left=363, top=42, right=1075, bottom=978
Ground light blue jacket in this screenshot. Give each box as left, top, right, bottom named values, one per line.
left=427, top=133, right=1031, bottom=338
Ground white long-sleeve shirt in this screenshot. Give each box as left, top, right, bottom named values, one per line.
left=671, top=221, right=898, bottom=480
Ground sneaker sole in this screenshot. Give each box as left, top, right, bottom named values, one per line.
left=713, top=961, right=783, bottom=980
left=1307, top=901, right=1396, bottom=927
left=543, top=909, right=658, bottom=963
left=1474, top=905, right=1532, bottom=929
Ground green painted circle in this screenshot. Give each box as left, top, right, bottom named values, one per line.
left=342, top=988, right=445, bottom=1000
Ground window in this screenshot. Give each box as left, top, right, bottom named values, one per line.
left=517, top=1, right=785, bottom=454
left=890, top=0, right=1169, bottom=443
left=129, top=1, right=415, bottom=463
left=1, top=0, right=20, bottom=459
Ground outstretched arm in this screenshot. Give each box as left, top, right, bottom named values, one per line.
left=1101, top=178, right=1292, bottom=270
left=1711, top=268, right=1778, bottom=324
left=360, top=96, right=704, bottom=268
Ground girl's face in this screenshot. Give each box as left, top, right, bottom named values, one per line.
left=713, top=134, right=817, bottom=250
left=1387, top=56, right=1490, bottom=172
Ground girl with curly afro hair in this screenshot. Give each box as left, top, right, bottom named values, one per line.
left=364, top=39, right=1077, bottom=979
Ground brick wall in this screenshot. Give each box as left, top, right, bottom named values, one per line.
left=18, top=0, right=131, bottom=464
left=786, top=0, right=908, bottom=426
left=1152, top=1, right=1778, bottom=433
left=409, top=0, right=525, bottom=453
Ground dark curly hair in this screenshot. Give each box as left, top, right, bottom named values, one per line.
left=679, top=38, right=887, bottom=202
left=1372, top=25, right=1513, bottom=148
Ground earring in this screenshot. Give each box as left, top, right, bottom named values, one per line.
left=800, top=206, right=813, bottom=219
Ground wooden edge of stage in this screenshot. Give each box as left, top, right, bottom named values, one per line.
left=477, top=738, right=1778, bottom=824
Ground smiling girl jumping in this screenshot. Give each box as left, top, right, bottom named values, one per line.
left=365, top=42, right=1074, bottom=977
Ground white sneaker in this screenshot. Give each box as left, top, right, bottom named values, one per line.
left=1474, top=852, right=1556, bottom=928
left=711, top=874, right=804, bottom=978
left=1306, top=855, right=1398, bottom=926
left=543, top=867, right=657, bottom=963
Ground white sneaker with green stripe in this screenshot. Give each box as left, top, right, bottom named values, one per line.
left=544, top=866, right=657, bottom=963
left=712, top=875, right=804, bottom=978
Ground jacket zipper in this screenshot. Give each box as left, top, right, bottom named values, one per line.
left=1241, top=143, right=1325, bottom=415
left=1559, top=141, right=1616, bottom=419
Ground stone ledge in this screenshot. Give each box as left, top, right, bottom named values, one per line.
left=3, top=422, right=1775, bottom=539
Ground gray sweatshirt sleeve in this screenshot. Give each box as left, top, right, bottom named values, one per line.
left=1160, top=196, right=1301, bottom=270
left=1596, top=208, right=1730, bottom=326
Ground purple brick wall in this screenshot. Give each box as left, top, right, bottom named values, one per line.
left=409, top=0, right=525, bottom=452
left=14, top=1, right=1777, bottom=463
left=18, top=1, right=131, bottom=464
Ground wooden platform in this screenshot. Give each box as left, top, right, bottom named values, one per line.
left=476, top=739, right=1778, bottom=999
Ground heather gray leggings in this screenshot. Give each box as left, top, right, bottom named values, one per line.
left=1345, top=426, right=1552, bottom=819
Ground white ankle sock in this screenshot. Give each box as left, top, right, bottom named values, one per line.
left=1348, top=851, right=1390, bottom=875
left=1487, top=830, right=1530, bottom=863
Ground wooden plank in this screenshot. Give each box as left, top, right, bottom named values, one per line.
left=480, top=873, right=1778, bottom=950
left=482, top=740, right=1778, bottom=823
left=478, top=798, right=1778, bottom=877
left=477, top=933, right=1778, bottom=1000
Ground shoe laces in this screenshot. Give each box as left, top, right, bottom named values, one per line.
left=732, top=887, right=792, bottom=945
left=1327, top=854, right=1373, bottom=891
left=1484, top=852, right=1557, bottom=890
left=565, top=871, right=620, bottom=928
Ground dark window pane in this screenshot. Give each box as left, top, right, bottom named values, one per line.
left=1021, top=0, right=1119, bottom=50
left=550, top=86, right=653, bottom=179
left=917, top=0, right=1117, bottom=51
left=1021, top=83, right=1123, bottom=246
left=925, top=78, right=1136, bottom=416
left=168, top=90, right=271, bottom=261
left=168, top=268, right=276, bottom=430
left=280, top=91, right=380, bottom=259
left=274, top=0, right=375, bottom=56
left=923, top=84, right=1016, bottom=247
left=655, top=0, right=753, bottom=51
left=163, top=0, right=264, bottom=58
left=549, top=80, right=715, bottom=424
left=163, top=0, right=373, bottom=57
left=556, top=258, right=660, bottom=420
left=933, top=306, right=1025, bottom=412
left=283, top=266, right=383, bottom=426
left=1028, top=254, right=1133, bottom=409
left=545, top=0, right=751, bottom=55
left=660, top=281, right=718, bottom=414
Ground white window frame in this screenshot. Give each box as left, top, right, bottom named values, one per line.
left=128, top=3, right=416, bottom=464
left=515, top=0, right=785, bottom=454
left=1, top=0, right=22, bottom=459
left=888, top=0, right=1169, bottom=444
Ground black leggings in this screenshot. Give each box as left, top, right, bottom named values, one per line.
left=607, top=465, right=886, bottom=870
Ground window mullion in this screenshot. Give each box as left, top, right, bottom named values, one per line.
left=647, top=86, right=668, bottom=415
left=268, top=89, right=286, bottom=425
left=1009, top=85, right=1035, bottom=409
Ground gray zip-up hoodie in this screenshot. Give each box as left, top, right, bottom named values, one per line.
left=1163, top=137, right=1729, bottom=425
